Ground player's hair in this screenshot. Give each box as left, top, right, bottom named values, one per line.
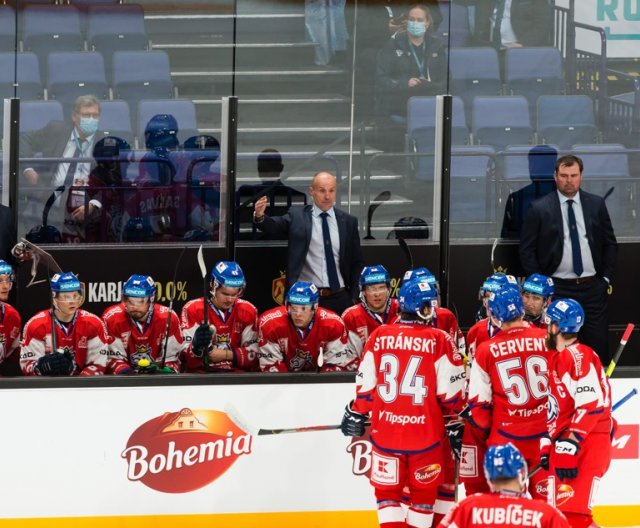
left=73, top=94, right=101, bottom=113
left=555, top=154, right=583, bottom=173
left=559, top=331, right=578, bottom=340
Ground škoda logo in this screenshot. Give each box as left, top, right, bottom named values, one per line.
left=122, top=408, right=252, bottom=493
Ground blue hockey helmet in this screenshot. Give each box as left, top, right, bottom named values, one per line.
left=359, top=265, right=390, bottom=289
left=480, top=273, right=519, bottom=297
left=144, top=113, right=179, bottom=152
left=522, top=273, right=554, bottom=299
left=50, top=272, right=81, bottom=293
left=402, top=267, right=438, bottom=287
left=484, top=443, right=527, bottom=482
left=123, top=274, right=156, bottom=300
left=123, top=217, right=154, bottom=243
left=211, top=261, right=245, bottom=290
left=398, top=279, right=437, bottom=316
left=0, top=260, right=15, bottom=283
left=487, top=287, right=525, bottom=323
left=545, top=298, right=585, bottom=333
left=286, top=281, right=319, bottom=306
left=25, top=224, right=62, bottom=244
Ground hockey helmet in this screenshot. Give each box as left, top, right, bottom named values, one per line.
left=545, top=298, right=585, bottom=333
left=211, top=261, right=245, bottom=290
left=0, top=260, right=15, bottom=283
left=123, top=274, right=156, bottom=300
left=25, top=224, right=62, bottom=244
left=522, top=273, right=554, bottom=299
left=359, top=265, right=390, bottom=289
left=398, top=279, right=437, bottom=315
left=50, top=272, right=81, bottom=293
left=123, top=217, right=154, bottom=243
left=487, top=287, right=525, bottom=323
left=144, top=113, right=179, bottom=152
left=286, top=281, right=319, bottom=306
left=402, top=267, right=438, bottom=288
left=484, top=443, right=527, bottom=482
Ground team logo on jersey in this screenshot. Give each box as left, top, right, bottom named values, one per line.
left=215, top=333, right=231, bottom=348
left=131, top=344, right=154, bottom=365
left=414, top=464, right=441, bottom=484
left=556, top=483, right=575, bottom=505
left=290, top=349, right=313, bottom=371
left=122, top=408, right=252, bottom=493
left=272, top=272, right=287, bottom=305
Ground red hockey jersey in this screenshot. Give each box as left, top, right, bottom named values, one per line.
left=181, top=297, right=258, bottom=373
left=0, top=302, right=21, bottom=365
left=21, top=309, right=112, bottom=376
left=258, top=306, right=351, bottom=372
left=352, top=322, right=465, bottom=453
left=467, top=325, right=549, bottom=441
left=102, top=303, right=184, bottom=374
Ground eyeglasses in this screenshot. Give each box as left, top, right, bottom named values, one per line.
left=78, top=112, right=100, bottom=119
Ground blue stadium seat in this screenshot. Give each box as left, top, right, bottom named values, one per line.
left=505, top=47, right=564, bottom=113
left=408, top=95, right=468, bottom=151
left=472, top=96, right=534, bottom=151
left=449, top=48, right=502, bottom=122
left=112, top=51, right=174, bottom=114
left=137, top=99, right=198, bottom=145
left=537, top=95, right=598, bottom=149
left=47, top=52, right=109, bottom=115
left=0, top=52, right=43, bottom=100
left=0, top=5, right=16, bottom=52
left=19, top=100, right=64, bottom=133
left=435, top=2, right=471, bottom=47
left=98, top=100, right=134, bottom=145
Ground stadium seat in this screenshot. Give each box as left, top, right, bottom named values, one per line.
left=434, top=2, right=471, bottom=47
left=537, top=95, right=598, bottom=149
left=449, top=48, right=502, bottom=123
left=0, top=5, right=15, bottom=52
left=0, top=52, right=43, bottom=100
left=19, top=100, right=64, bottom=133
left=47, top=52, right=109, bottom=115
left=137, top=99, right=198, bottom=145
left=407, top=95, right=469, bottom=152
left=98, top=100, right=134, bottom=146
left=505, top=47, right=564, bottom=114
left=472, top=96, right=534, bottom=151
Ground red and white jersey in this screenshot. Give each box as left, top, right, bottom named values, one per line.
left=258, top=306, right=351, bottom=372
left=102, top=303, right=184, bottom=374
left=181, top=298, right=259, bottom=373
left=0, top=302, right=21, bottom=365
left=467, top=325, right=549, bottom=441
left=431, top=306, right=467, bottom=359
left=439, top=491, right=570, bottom=528
left=466, top=317, right=501, bottom=366
left=353, top=321, right=465, bottom=453
left=341, top=298, right=400, bottom=365
left=21, top=309, right=111, bottom=376
left=547, top=342, right=612, bottom=440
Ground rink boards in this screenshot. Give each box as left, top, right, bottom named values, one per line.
left=0, top=377, right=637, bottom=527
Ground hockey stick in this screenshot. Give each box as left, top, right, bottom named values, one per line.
left=398, top=236, right=414, bottom=269
left=197, top=244, right=208, bottom=327
left=606, top=323, right=635, bottom=377
left=20, top=238, right=63, bottom=287
left=364, top=190, right=391, bottom=240
left=159, top=246, right=187, bottom=369
left=225, top=403, right=370, bottom=436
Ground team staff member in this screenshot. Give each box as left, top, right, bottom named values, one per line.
left=253, top=171, right=364, bottom=315
left=438, top=443, right=570, bottom=528
left=540, top=299, right=613, bottom=528
left=465, top=287, right=549, bottom=499
left=103, top=274, right=182, bottom=374
left=21, top=272, right=111, bottom=376
left=341, top=279, right=465, bottom=528
left=520, top=154, right=617, bottom=364
left=182, top=261, right=259, bottom=373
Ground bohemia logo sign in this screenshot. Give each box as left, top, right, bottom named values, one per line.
left=122, top=408, right=252, bottom=493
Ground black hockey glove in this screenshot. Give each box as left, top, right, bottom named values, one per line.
left=445, top=420, right=465, bottom=461
left=539, top=436, right=552, bottom=471
left=552, top=437, right=580, bottom=481
left=35, top=351, right=74, bottom=376
left=192, top=323, right=214, bottom=358
left=340, top=401, right=367, bottom=437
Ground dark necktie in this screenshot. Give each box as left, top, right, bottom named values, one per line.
left=320, top=212, right=340, bottom=291
left=63, top=144, right=84, bottom=189
left=567, top=199, right=584, bottom=276
left=492, top=0, right=506, bottom=47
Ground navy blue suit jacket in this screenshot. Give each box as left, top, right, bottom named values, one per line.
left=256, top=204, right=364, bottom=299
left=519, top=189, right=617, bottom=280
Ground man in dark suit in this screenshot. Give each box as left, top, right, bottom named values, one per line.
left=253, top=171, right=364, bottom=315
left=519, top=154, right=618, bottom=363
left=0, top=204, right=16, bottom=264
left=19, top=94, right=107, bottom=239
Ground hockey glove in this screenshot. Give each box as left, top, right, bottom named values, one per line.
left=445, top=420, right=465, bottom=461
left=539, top=436, right=552, bottom=471
left=552, top=438, right=580, bottom=481
left=35, top=351, right=74, bottom=376
left=341, top=401, right=367, bottom=437
left=192, top=323, right=214, bottom=358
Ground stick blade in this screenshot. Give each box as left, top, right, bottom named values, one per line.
left=197, top=244, right=207, bottom=279
left=224, top=403, right=259, bottom=436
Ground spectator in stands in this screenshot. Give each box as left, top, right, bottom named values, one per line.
left=501, top=145, right=557, bottom=239
left=375, top=4, right=446, bottom=136
left=19, top=94, right=106, bottom=241
left=305, top=0, right=349, bottom=65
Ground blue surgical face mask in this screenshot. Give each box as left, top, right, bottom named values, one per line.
left=79, top=117, right=99, bottom=136
left=407, top=20, right=427, bottom=37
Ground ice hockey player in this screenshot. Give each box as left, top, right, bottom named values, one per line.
left=522, top=273, right=554, bottom=328
left=540, top=298, right=613, bottom=528
left=464, top=287, right=549, bottom=499
left=21, top=272, right=111, bottom=376
left=181, top=261, right=258, bottom=373
left=342, top=265, right=399, bottom=365
left=103, top=274, right=182, bottom=374
left=258, top=281, right=351, bottom=372
left=0, top=260, right=21, bottom=373
left=341, top=279, right=465, bottom=528
left=438, top=443, right=570, bottom=528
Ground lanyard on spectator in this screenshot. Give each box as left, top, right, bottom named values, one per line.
left=409, top=41, right=426, bottom=79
